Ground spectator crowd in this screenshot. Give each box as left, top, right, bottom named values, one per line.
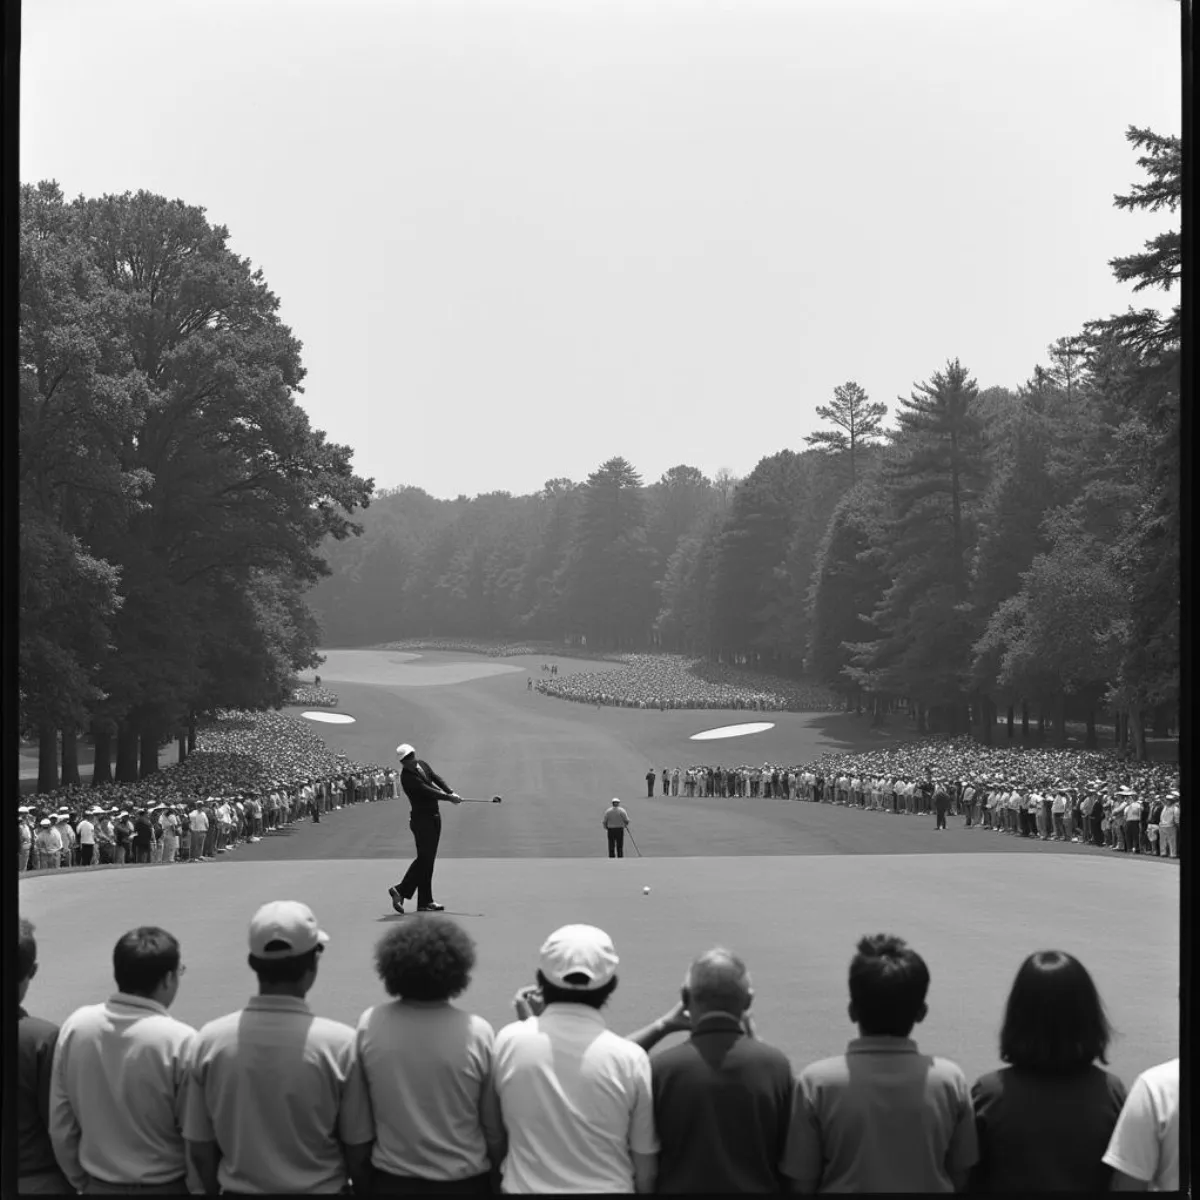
left=17, top=912, right=1180, bottom=1194
left=17, top=711, right=396, bottom=874
left=536, top=654, right=842, bottom=713
left=641, top=741, right=1181, bottom=858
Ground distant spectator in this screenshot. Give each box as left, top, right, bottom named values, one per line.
left=48, top=927, right=195, bottom=1194
left=630, top=948, right=794, bottom=1193
left=17, top=919, right=71, bottom=1194
left=491, top=924, right=658, bottom=1193
left=347, top=916, right=503, bottom=1194
left=1102, top=1056, right=1180, bottom=1191
left=783, top=934, right=977, bottom=1193
left=183, top=901, right=372, bottom=1195
left=970, top=950, right=1126, bottom=1192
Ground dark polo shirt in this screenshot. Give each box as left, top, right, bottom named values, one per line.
left=17, top=1006, right=64, bottom=1179
left=651, top=1012, right=794, bottom=1193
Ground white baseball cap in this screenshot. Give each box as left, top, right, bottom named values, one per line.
left=539, top=924, right=619, bottom=990
left=248, top=901, right=330, bottom=960
left=395, top=744, right=416, bottom=760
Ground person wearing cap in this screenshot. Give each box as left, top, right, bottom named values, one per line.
left=626, top=947, right=793, bottom=1194
left=48, top=927, right=195, bottom=1194
left=1122, top=790, right=1143, bottom=854
left=184, top=901, right=372, bottom=1196
left=602, top=799, right=632, bottom=858
left=491, top=924, right=658, bottom=1193
left=346, top=917, right=504, bottom=1193
left=1158, top=792, right=1178, bottom=859
left=388, top=744, right=462, bottom=916
left=133, top=808, right=154, bottom=864
left=161, top=806, right=180, bottom=864
left=35, top=818, right=63, bottom=872
left=113, top=811, right=134, bottom=865
left=187, top=802, right=209, bottom=862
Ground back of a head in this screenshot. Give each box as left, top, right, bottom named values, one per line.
left=1000, top=950, right=1112, bottom=1072
left=17, top=919, right=37, bottom=986
left=687, top=947, right=752, bottom=1018
left=848, top=934, right=929, bottom=1038
left=374, top=915, right=476, bottom=1002
left=113, top=926, right=180, bottom=997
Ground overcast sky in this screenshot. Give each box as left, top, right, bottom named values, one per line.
left=22, top=0, right=1180, bottom=500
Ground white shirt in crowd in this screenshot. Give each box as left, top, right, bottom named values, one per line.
left=188, top=809, right=209, bottom=833
left=76, top=819, right=95, bottom=846
left=490, top=1004, right=658, bottom=1194
left=1102, top=1058, right=1179, bottom=1191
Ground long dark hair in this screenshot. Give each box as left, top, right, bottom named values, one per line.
left=1000, top=951, right=1113, bottom=1072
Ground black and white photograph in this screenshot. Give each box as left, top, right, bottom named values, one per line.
left=11, top=0, right=1185, bottom=1194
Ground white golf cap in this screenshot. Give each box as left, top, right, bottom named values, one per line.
left=248, top=901, right=330, bottom=960
left=395, top=743, right=416, bottom=760
left=611, top=797, right=621, bottom=804
left=540, top=924, right=619, bottom=990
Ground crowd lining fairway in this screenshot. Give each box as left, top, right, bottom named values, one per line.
left=19, top=649, right=1180, bottom=1091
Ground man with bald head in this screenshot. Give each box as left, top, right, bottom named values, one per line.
left=627, top=948, right=794, bottom=1193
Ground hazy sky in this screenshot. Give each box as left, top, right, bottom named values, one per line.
left=22, top=0, right=1179, bottom=500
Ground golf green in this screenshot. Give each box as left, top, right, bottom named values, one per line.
left=18, top=649, right=1180, bottom=1090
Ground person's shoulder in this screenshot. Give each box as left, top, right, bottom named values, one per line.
left=1135, top=1058, right=1180, bottom=1098
left=18, top=1010, right=60, bottom=1045
left=310, top=1014, right=357, bottom=1046
left=928, top=1054, right=970, bottom=1086
left=970, top=1066, right=1005, bottom=1100
left=193, top=1009, right=245, bottom=1046
left=465, top=1010, right=496, bottom=1040
left=798, top=1052, right=850, bottom=1087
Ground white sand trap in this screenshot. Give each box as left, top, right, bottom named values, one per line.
left=301, top=711, right=357, bottom=724
left=691, top=721, right=776, bottom=741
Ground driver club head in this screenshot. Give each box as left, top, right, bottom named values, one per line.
left=492, top=795, right=502, bottom=804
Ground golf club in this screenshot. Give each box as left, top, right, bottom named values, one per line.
left=452, top=795, right=503, bottom=804
left=627, top=829, right=642, bottom=856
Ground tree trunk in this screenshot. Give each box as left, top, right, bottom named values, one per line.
left=1006, top=705, right=1014, bottom=740
left=92, top=724, right=113, bottom=786
left=1054, top=693, right=1068, bottom=747
left=187, top=710, right=197, bottom=754
left=1152, top=703, right=1170, bottom=739
left=1129, top=707, right=1148, bottom=761
left=1085, top=709, right=1097, bottom=749
left=1117, top=710, right=1129, bottom=757
left=140, top=726, right=160, bottom=777
left=1036, top=714, right=1046, bottom=744
left=178, top=734, right=188, bottom=763
left=1021, top=702, right=1030, bottom=741
left=980, top=696, right=994, bottom=746
left=37, top=723, right=59, bottom=794
left=115, top=721, right=140, bottom=782
left=61, top=726, right=81, bottom=788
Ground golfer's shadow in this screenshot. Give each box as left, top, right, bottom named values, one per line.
left=375, top=910, right=483, bottom=922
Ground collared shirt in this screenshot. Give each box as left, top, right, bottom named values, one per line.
left=188, top=809, right=209, bottom=832
left=603, top=806, right=631, bottom=829
left=784, top=1035, right=977, bottom=1193
left=347, top=1000, right=500, bottom=1181
left=76, top=819, right=95, bottom=846
left=183, top=994, right=364, bottom=1194
left=17, top=1006, right=62, bottom=1178
left=651, top=1012, right=793, bottom=1193
left=491, top=1004, right=658, bottom=1194
left=49, top=993, right=194, bottom=1189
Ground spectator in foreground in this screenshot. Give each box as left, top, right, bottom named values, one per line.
left=1102, top=1055, right=1180, bottom=1191
left=349, top=916, right=504, bottom=1194
left=491, top=924, right=658, bottom=1193
left=782, top=934, right=978, bottom=1193
left=16, top=919, right=71, bottom=1194
left=629, top=947, right=794, bottom=1193
left=970, top=950, right=1127, bottom=1192
left=48, top=927, right=195, bottom=1194
left=183, top=901, right=372, bottom=1195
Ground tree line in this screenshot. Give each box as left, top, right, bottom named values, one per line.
left=307, top=127, right=1178, bottom=759
left=19, top=183, right=374, bottom=792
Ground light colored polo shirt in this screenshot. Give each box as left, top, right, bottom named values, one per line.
left=783, top=1035, right=977, bottom=1193
left=183, top=994, right=366, bottom=1194
left=603, top=807, right=630, bottom=830
left=48, top=993, right=194, bottom=1189
left=1102, top=1058, right=1179, bottom=1190
left=491, top=1005, right=658, bottom=1194
left=76, top=819, right=95, bottom=846
left=188, top=809, right=209, bottom=833
left=347, top=1000, right=500, bottom=1181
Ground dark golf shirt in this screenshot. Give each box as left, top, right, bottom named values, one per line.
left=651, top=1012, right=794, bottom=1193
left=17, top=1006, right=63, bottom=1178
left=971, top=1064, right=1127, bottom=1193
left=400, top=759, right=453, bottom=818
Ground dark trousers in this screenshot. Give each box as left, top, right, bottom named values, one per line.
left=80, top=844, right=94, bottom=866
left=935, top=807, right=947, bottom=829
left=607, top=828, right=625, bottom=858
left=646, top=781, right=654, bottom=797
left=372, top=1169, right=492, bottom=1194
left=1125, top=821, right=1141, bottom=852
left=398, top=815, right=442, bottom=906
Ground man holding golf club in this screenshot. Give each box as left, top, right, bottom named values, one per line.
left=388, top=743, right=461, bottom=915
left=602, top=798, right=633, bottom=858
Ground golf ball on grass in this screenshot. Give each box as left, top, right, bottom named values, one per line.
left=643, top=887, right=650, bottom=895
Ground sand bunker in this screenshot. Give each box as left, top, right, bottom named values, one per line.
left=301, top=711, right=357, bottom=725
left=690, top=721, right=776, bottom=741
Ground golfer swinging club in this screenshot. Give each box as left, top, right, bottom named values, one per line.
left=388, top=743, right=461, bottom=914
